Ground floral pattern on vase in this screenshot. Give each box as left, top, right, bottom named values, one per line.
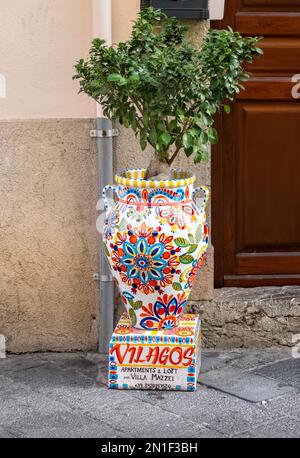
left=102, top=168, right=209, bottom=330
left=110, top=223, right=180, bottom=296
left=139, top=292, right=188, bottom=330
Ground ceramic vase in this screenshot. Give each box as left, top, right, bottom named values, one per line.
left=102, top=168, right=209, bottom=330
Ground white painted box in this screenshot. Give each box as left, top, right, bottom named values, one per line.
left=108, top=313, right=201, bottom=391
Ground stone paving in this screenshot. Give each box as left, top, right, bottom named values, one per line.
left=0, top=348, right=299, bottom=438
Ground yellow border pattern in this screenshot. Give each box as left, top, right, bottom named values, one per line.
left=115, top=168, right=196, bottom=189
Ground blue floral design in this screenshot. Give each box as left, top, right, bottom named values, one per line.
left=120, top=237, right=167, bottom=284
left=104, top=209, right=119, bottom=240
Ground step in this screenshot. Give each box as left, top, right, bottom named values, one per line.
left=189, top=286, right=300, bottom=349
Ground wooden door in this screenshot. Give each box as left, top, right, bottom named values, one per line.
left=212, top=0, right=300, bottom=287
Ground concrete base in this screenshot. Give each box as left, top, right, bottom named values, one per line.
left=189, top=286, right=300, bottom=349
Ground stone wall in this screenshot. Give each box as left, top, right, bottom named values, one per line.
left=189, top=287, right=300, bottom=348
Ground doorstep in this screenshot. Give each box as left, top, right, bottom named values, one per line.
left=188, top=286, right=300, bottom=349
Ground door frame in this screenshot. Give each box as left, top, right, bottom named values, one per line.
left=211, top=17, right=226, bottom=288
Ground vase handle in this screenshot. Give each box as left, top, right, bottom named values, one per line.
left=102, top=184, right=117, bottom=212
left=192, top=186, right=210, bottom=215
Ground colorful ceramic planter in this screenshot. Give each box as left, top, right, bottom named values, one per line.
left=102, top=168, right=209, bottom=331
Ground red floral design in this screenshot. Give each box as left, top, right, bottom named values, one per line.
left=140, top=292, right=188, bottom=330
left=114, top=324, right=132, bottom=335
left=174, top=326, right=194, bottom=337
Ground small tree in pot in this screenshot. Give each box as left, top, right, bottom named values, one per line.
left=73, top=8, right=262, bottom=331
left=74, top=7, right=262, bottom=178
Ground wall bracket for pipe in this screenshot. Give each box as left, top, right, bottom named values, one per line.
left=92, top=272, right=113, bottom=282
left=90, top=129, right=119, bottom=138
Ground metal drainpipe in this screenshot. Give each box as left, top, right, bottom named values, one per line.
left=92, top=0, right=116, bottom=354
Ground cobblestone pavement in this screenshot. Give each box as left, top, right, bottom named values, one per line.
left=0, top=348, right=299, bottom=438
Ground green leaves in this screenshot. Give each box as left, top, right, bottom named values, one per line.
left=200, top=130, right=209, bottom=144
left=128, top=73, right=140, bottom=84
left=127, top=296, right=143, bottom=310
left=175, top=234, right=199, bottom=262
left=173, top=282, right=183, bottom=291
left=107, top=74, right=127, bottom=86
left=195, top=224, right=202, bottom=244
left=119, top=217, right=127, bottom=231
left=179, top=254, right=194, bottom=264
left=129, top=309, right=137, bottom=326
left=127, top=299, right=142, bottom=325
left=183, top=132, right=193, bottom=149
left=187, top=244, right=198, bottom=254
left=140, top=129, right=147, bottom=150
left=148, top=128, right=157, bottom=146
left=174, top=237, right=190, bottom=248
left=74, top=8, right=262, bottom=167
left=188, top=234, right=194, bottom=244
left=255, top=46, right=264, bottom=55
left=160, top=132, right=171, bottom=145
left=131, top=300, right=143, bottom=310
left=140, top=136, right=147, bottom=151
left=208, top=127, right=218, bottom=144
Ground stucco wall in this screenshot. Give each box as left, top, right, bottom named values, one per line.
left=0, top=119, right=99, bottom=352
left=112, top=0, right=140, bottom=43
left=0, top=0, right=140, bottom=120
left=0, top=0, right=95, bottom=119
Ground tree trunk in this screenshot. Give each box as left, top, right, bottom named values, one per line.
left=145, top=150, right=171, bottom=180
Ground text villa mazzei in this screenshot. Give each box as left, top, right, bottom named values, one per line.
left=122, top=366, right=178, bottom=382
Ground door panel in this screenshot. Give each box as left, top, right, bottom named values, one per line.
left=248, top=39, right=300, bottom=75
left=212, top=0, right=300, bottom=287
left=237, top=78, right=295, bottom=100
left=236, top=103, right=300, bottom=249
left=236, top=13, right=300, bottom=36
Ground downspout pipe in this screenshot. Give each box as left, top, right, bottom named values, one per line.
left=92, top=0, right=115, bottom=354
